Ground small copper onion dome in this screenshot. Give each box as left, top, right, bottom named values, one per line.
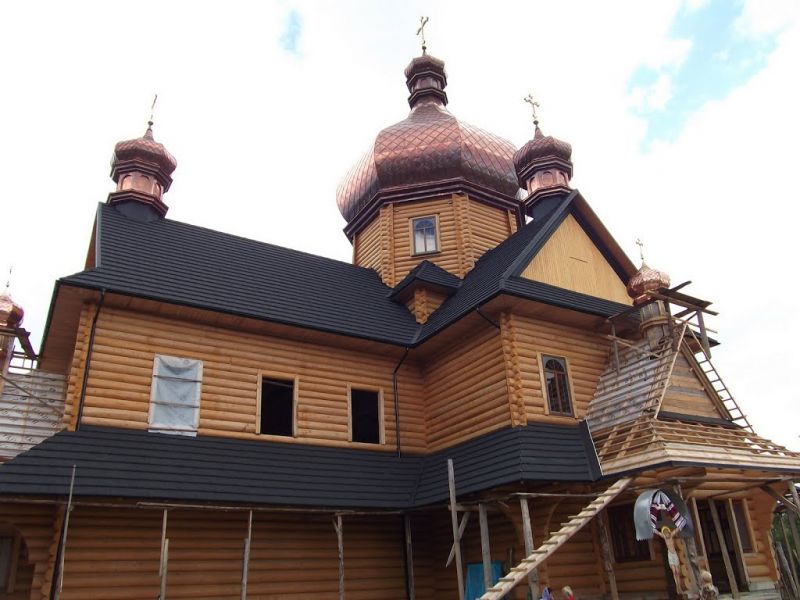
left=336, top=54, right=520, bottom=238
left=627, top=262, right=671, bottom=306
left=108, top=121, right=177, bottom=220
left=0, top=291, right=24, bottom=328
left=514, top=123, right=573, bottom=210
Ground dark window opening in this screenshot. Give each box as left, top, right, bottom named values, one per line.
left=260, top=378, right=294, bottom=436
left=543, top=355, right=573, bottom=415
left=731, top=500, right=753, bottom=552
left=351, top=389, right=380, bottom=444
left=608, top=504, right=651, bottom=562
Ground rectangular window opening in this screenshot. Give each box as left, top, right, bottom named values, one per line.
left=608, top=504, right=651, bottom=562
left=542, top=354, right=574, bottom=416
left=732, top=500, right=753, bottom=552
left=149, top=355, right=202, bottom=436
left=260, top=377, right=295, bottom=437
left=351, top=389, right=380, bottom=444
left=411, top=216, right=439, bottom=255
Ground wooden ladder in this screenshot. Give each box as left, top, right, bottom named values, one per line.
left=689, top=344, right=753, bottom=432
left=479, top=477, right=633, bottom=600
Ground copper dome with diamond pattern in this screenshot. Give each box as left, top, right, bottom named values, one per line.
left=627, top=263, right=671, bottom=305
left=336, top=54, right=519, bottom=224
left=112, top=122, right=177, bottom=178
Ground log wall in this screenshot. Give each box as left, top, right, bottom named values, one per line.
left=51, top=507, right=407, bottom=600
left=0, top=503, right=57, bottom=600
left=422, top=326, right=510, bottom=452
left=76, top=306, right=427, bottom=453
left=508, top=314, right=610, bottom=422
left=352, top=194, right=516, bottom=287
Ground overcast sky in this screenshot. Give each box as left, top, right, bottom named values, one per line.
left=2, top=0, right=798, bottom=448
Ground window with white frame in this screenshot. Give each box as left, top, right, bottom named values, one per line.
left=149, top=355, right=202, bottom=436
left=411, top=216, right=438, bottom=255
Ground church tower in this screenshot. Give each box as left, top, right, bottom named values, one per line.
left=107, top=119, right=177, bottom=222
left=336, top=40, right=523, bottom=287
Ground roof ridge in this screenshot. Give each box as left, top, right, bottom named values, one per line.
left=499, top=190, right=578, bottom=281
left=99, top=203, right=373, bottom=274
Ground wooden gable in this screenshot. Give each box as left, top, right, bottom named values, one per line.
left=519, top=213, right=632, bottom=305
left=660, top=350, right=729, bottom=420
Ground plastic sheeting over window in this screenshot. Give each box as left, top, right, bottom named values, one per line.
left=149, top=354, right=202, bottom=436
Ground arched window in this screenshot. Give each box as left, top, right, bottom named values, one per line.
left=542, top=355, right=573, bottom=415
left=411, top=216, right=438, bottom=255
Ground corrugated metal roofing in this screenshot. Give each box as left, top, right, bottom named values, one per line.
left=0, top=424, right=600, bottom=509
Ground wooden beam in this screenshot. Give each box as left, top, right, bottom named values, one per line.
left=53, top=465, right=76, bottom=600
left=241, top=509, right=253, bottom=600
left=779, top=513, right=800, bottom=591
left=519, top=497, right=539, bottom=599
left=725, top=500, right=750, bottom=589
left=775, top=540, right=800, bottom=600
left=159, top=508, right=169, bottom=600
left=596, top=510, right=619, bottom=600
left=708, top=499, right=739, bottom=598
left=446, top=512, right=470, bottom=568
left=404, top=515, right=415, bottom=600
left=761, top=485, right=800, bottom=517
left=334, top=514, right=345, bottom=600
left=610, top=322, right=620, bottom=376
left=478, top=503, right=492, bottom=592
left=447, top=459, right=465, bottom=600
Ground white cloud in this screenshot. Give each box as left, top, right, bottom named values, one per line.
left=735, top=0, right=799, bottom=38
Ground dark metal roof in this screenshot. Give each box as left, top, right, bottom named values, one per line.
left=390, top=260, right=462, bottom=301
left=0, top=424, right=600, bottom=509
left=56, top=196, right=629, bottom=350
left=63, top=204, right=421, bottom=345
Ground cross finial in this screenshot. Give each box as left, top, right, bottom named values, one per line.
left=635, top=238, right=645, bottom=263
left=4, top=266, right=12, bottom=294
left=149, top=93, right=158, bottom=126
left=524, top=93, right=540, bottom=126
left=417, top=16, right=429, bottom=54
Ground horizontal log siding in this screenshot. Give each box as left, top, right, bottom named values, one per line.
left=661, top=353, right=724, bottom=419
left=535, top=497, right=607, bottom=597
left=744, top=491, right=779, bottom=583
left=55, top=507, right=406, bottom=600
left=63, top=303, right=93, bottom=429
left=79, top=306, right=426, bottom=453
left=465, top=198, right=516, bottom=267
left=511, top=314, right=610, bottom=422
left=422, top=327, right=511, bottom=451
left=0, top=503, right=57, bottom=600
left=353, top=215, right=383, bottom=274
left=392, top=197, right=461, bottom=286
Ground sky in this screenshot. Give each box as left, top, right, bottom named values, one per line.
left=1, top=0, right=799, bottom=449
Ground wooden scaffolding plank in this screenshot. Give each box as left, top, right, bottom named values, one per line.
left=479, top=477, right=632, bottom=600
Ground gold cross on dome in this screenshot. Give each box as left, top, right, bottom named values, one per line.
left=417, top=16, right=429, bottom=53
left=149, top=93, right=158, bottom=124
left=636, top=238, right=645, bottom=263
left=524, top=93, right=540, bottom=125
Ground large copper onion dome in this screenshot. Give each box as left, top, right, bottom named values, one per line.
left=336, top=52, right=520, bottom=230
left=627, top=263, right=671, bottom=305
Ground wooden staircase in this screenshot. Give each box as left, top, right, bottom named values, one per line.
left=479, top=477, right=633, bottom=600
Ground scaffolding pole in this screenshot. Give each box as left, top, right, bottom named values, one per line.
left=447, top=459, right=465, bottom=600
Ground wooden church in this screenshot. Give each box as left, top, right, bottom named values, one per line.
left=1, top=39, right=799, bottom=600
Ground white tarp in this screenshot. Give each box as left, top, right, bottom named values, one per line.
left=148, top=355, right=202, bottom=436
